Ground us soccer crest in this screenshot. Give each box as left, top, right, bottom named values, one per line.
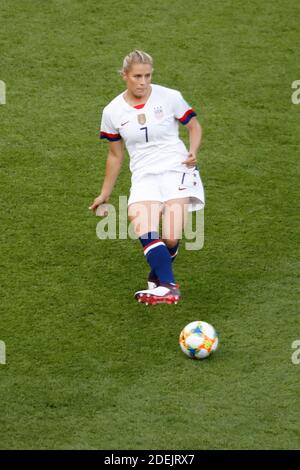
left=154, top=105, right=164, bottom=120
left=137, top=113, right=146, bottom=125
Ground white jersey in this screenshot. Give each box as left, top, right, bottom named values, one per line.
left=100, top=84, right=197, bottom=182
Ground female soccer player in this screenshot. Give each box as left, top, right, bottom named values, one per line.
left=89, top=50, right=205, bottom=305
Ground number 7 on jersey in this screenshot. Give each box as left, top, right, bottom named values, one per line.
left=140, top=126, right=149, bottom=142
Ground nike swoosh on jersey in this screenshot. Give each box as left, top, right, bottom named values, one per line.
left=178, top=187, right=187, bottom=191
left=121, top=121, right=129, bottom=126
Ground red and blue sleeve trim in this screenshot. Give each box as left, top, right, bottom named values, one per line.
left=179, top=109, right=197, bottom=125
left=100, top=131, right=122, bottom=141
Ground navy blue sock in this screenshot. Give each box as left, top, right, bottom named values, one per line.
left=139, top=232, right=175, bottom=284
left=168, top=241, right=179, bottom=261
left=149, top=241, right=179, bottom=281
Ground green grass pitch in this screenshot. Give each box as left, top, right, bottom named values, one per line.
left=0, top=0, right=299, bottom=449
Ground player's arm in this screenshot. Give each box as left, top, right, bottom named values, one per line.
left=182, top=117, right=202, bottom=169
left=89, top=140, right=125, bottom=212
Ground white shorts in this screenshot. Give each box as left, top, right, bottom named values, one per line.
left=128, top=170, right=205, bottom=212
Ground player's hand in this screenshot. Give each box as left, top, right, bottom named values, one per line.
left=182, top=151, right=197, bottom=169
left=89, top=194, right=109, bottom=213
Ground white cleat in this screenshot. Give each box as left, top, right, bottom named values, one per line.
left=134, top=284, right=181, bottom=305
left=147, top=281, right=158, bottom=289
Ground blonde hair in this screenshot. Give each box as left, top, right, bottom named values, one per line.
left=120, top=50, right=153, bottom=75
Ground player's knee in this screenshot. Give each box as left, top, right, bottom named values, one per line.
left=163, top=238, right=178, bottom=248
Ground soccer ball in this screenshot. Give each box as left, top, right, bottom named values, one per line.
left=179, top=321, right=219, bottom=359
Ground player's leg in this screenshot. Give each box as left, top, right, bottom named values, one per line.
left=128, top=200, right=162, bottom=238
left=128, top=174, right=162, bottom=288
left=146, top=198, right=188, bottom=288
left=162, top=236, right=180, bottom=271
left=147, top=224, right=180, bottom=288
left=128, top=200, right=180, bottom=305
left=128, top=200, right=175, bottom=284
left=162, top=196, right=190, bottom=254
